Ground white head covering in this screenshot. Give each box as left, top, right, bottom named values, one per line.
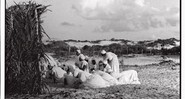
left=101, top=50, right=106, bottom=54
left=76, top=49, right=81, bottom=54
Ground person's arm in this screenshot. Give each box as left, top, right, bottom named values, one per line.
left=105, top=65, right=113, bottom=74
left=73, top=70, right=78, bottom=77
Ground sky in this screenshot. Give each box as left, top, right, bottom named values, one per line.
left=6, top=0, right=180, bottom=41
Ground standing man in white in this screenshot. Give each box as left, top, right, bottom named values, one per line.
left=101, top=50, right=120, bottom=74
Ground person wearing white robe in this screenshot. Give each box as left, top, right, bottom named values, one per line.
left=39, top=54, right=59, bottom=78
left=102, top=60, right=113, bottom=74
left=101, top=50, right=120, bottom=74
left=62, top=64, right=79, bottom=87
left=75, top=49, right=85, bottom=67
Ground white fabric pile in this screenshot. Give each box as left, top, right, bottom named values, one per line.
left=40, top=54, right=141, bottom=89
left=94, top=70, right=119, bottom=86
left=111, top=70, right=141, bottom=84
left=83, top=74, right=110, bottom=88
left=51, top=66, right=67, bottom=82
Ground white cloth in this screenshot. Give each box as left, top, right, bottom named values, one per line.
left=46, top=66, right=67, bottom=83
left=73, top=68, right=91, bottom=82
left=103, top=52, right=120, bottom=73
left=51, top=66, right=67, bottom=79
left=103, top=64, right=113, bottom=74
left=45, top=54, right=58, bottom=67
left=64, top=65, right=92, bottom=87
left=94, top=70, right=119, bottom=86
left=111, top=70, right=141, bottom=84
left=83, top=74, right=110, bottom=88
left=101, top=50, right=106, bottom=54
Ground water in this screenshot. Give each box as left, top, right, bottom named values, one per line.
left=61, top=55, right=180, bottom=66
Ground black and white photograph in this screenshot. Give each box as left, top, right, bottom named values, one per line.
left=4, top=0, right=181, bottom=98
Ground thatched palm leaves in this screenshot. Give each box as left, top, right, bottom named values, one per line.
left=6, top=2, right=50, bottom=94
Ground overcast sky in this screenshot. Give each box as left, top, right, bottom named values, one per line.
left=7, top=0, right=180, bottom=41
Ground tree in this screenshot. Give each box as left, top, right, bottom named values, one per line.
left=5, top=2, right=49, bottom=94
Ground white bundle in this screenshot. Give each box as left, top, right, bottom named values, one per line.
left=116, top=70, right=141, bottom=84
left=52, top=66, right=67, bottom=79
left=83, top=74, right=110, bottom=88
left=94, top=70, right=119, bottom=86
left=77, top=71, right=92, bottom=82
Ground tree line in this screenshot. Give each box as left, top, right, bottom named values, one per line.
left=44, top=41, right=180, bottom=57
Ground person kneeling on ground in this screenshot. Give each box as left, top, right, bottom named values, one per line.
left=102, top=60, right=113, bottom=74
left=63, top=64, right=91, bottom=86
left=89, top=59, right=98, bottom=73
left=63, top=64, right=111, bottom=88
left=78, top=55, right=89, bottom=73
left=75, top=49, right=85, bottom=67
left=47, top=65, right=67, bottom=83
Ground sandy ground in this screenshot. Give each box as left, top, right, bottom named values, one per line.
left=6, top=60, right=180, bottom=99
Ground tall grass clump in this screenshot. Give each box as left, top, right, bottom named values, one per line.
left=5, top=1, right=50, bottom=94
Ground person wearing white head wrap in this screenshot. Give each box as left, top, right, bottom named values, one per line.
left=101, top=50, right=120, bottom=74
left=79, top=55, right=89, bottom=72
left=76, top=49, right=81, bottom=54
left=75, top=49, right=85, bottom=67
left=101, top=50, right=106, bottom=55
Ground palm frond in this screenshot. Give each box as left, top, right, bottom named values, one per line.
left=6, top=1, right=50, bottom=95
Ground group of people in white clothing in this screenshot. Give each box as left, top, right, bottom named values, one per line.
left=40, top=49, right=140, bottom=88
